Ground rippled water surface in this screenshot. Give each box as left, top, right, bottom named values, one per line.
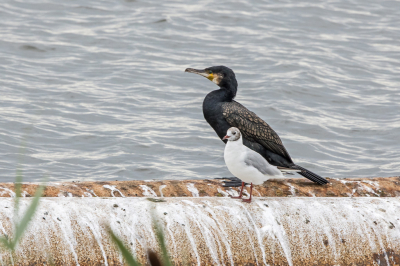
left=1, top=0, right=400, bottom=182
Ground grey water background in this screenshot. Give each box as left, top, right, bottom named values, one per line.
left=1, top=0, right=399, bottom=182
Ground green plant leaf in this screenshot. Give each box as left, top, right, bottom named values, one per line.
left=108, top=228, right=141, bottom=266
left=0, top=236, right=11, bottom=250
left=10, top=184, right=45, bottom=250
left=14, top=169, right=23, bottom=222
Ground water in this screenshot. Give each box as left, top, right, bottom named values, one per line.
left=0, top=0, right=399, bottom=182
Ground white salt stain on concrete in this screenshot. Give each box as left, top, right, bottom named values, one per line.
left=217, top=188, right=243, bottom=198
left=286, top=183, right=296, bottom=196
left=21, top=191, right=30, bottom=197
left=139, top=185, right=157, bottom=197
left=0, top=187, right=16, bottom=197
left=240, top=202, right=268, bottom=266
left=82, top=211, right=109, bottom=266
left=217, top=188, right=229, bottom=197
left=252, top=188, right=262, bottom=197
left=359, top=183, right=380, bottom=197
left=50, top=202, right=81, bottom=266
left=228, top=201, right=260, bottom=264
left=159, top=185, right=167, bottom=197
left=242, top=188, right=249, bottom=197
left=181, top=200, right=222, bottom=265
left=340, top=180, right=381, bottom=196
left=103, top=185, right=125, bottom=197
left=187, top=183, right=199, bottom=197
left=257, top=200, right=293, bottom=266
left=203, top=201, right=234, bottom=265
left=86, top=188, right=98, bottom=197
left=226, top=188, right=239, bottom=197
left=363, top=180, right=380, bottom=188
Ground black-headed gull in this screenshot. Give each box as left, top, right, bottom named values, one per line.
left=223, top=127, right=296, bottom=203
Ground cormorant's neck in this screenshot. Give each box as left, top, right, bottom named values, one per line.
left=218, top=78, right=237, bottom=101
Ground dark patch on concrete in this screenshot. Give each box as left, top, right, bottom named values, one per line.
left=373, top=249, right=400, bottom=266
left=147, top=198, right=166, bottom=203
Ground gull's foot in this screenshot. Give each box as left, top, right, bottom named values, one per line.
left=229, top=195, right=242, bottom=199
left=241, top=198, right=252, bottom=203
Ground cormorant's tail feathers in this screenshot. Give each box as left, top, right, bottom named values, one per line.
left=294, top=165, right=328, bottom=185
left=277, top=166, right=301, bottom=175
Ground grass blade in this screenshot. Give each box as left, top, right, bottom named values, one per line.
left=14, top=169, right=23, bottom=222
left=10, top=184, right=45, bottom=250
left=108, top=228, right=141, bottom=266
left=0, top=236, right=11, bottom=250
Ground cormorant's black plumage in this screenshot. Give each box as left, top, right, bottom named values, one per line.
left=185, top=65, right=328, bottom=185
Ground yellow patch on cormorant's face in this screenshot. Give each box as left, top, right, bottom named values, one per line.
left=206, top=72, right=222, bottom=85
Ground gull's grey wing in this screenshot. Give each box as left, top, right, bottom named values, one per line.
left=244, top=150, right=278, bottom=176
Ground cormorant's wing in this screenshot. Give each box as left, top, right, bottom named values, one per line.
left=222, top=101, right=292, bottom=162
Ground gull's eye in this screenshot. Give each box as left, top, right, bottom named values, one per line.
left=208, top=70, right=213, bottom=74
left=233, top=132, right=236, bottom=135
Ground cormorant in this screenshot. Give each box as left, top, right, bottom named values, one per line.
left=185, top=66, right=328, bottom=185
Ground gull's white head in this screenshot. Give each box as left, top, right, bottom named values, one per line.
left=222, top=127, right=241, bottom=142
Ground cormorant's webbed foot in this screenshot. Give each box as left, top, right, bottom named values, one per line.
left=215, top=177, right=248, bottom=187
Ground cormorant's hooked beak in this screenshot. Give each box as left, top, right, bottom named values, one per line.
left=185, top=68, right=214, bottom=81
left=222, top=135, right=230, bottom=140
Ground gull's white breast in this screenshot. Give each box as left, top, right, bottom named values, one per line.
left=224, top=138, right=283, bottom=185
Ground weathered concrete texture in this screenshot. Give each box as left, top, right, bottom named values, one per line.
left=0, top=197, right=399, bottom=265
left=0, top=177, right=399, bottom=198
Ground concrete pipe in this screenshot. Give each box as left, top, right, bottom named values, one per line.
left=0, top=177, right=399, bottom=265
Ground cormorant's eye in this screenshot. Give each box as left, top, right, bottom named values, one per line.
left=208, top=70, right=213, bottom=74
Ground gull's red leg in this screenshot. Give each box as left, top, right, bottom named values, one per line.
left=242, top=183, right=253, bottom=203
left=230, top=182, right=244, bottom=199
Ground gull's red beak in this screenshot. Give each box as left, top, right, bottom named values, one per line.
left=222, top=135, right=230, bottom=140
